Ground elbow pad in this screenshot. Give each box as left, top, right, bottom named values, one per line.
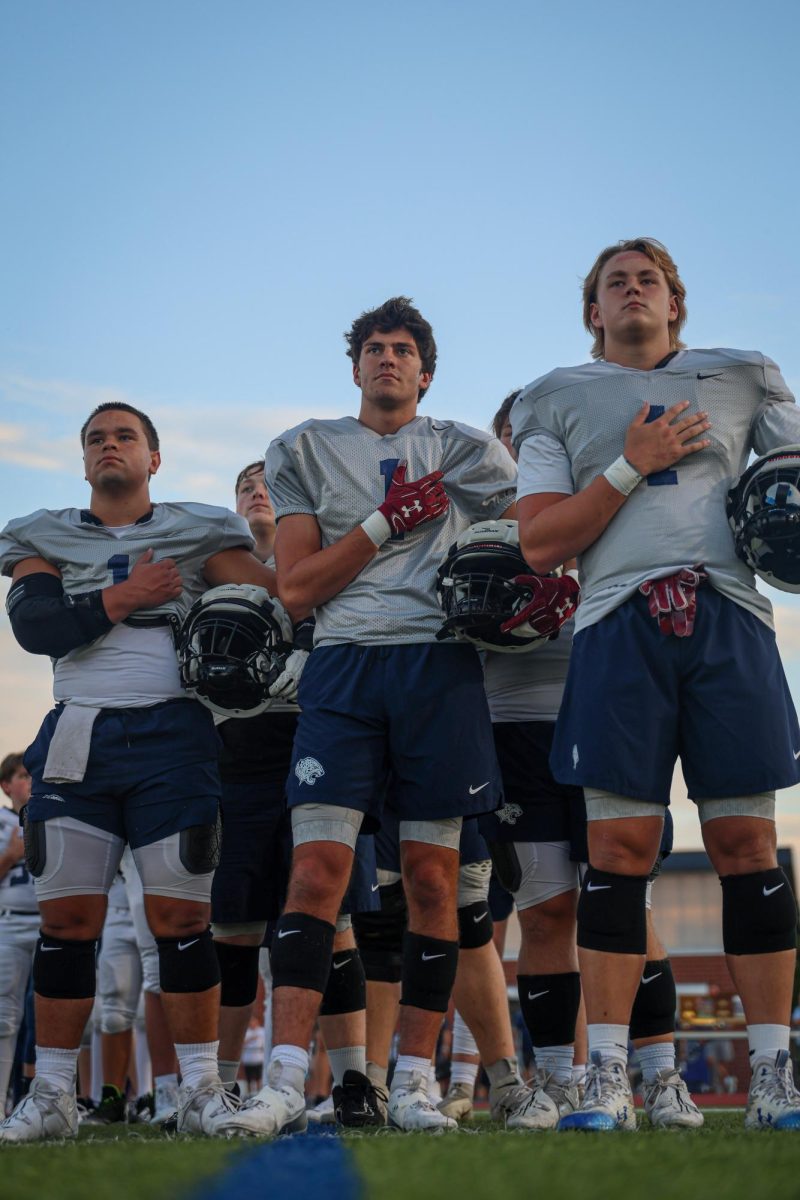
left=6, top=573, right=113, bottom=657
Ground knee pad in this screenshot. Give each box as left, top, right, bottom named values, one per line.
left=179, top=818, right=222, bottom=873
left=215, top=942, right=261, bottom=1008
left=33, top=933, right=97, bottom=1000
left=517, top=972, right=581, bottom=1047
left=156, top=926, right=220, bottom=994
left=269, top=912, right=335, bottom=993
left=140, top=944, right=161, bottom=994
left=577, top=867, right=648, bottom=955
left=352, top=880, right=406, bottom=983
left=400, top=932, right=458, bottom=1013
left=100, top=1004, right=136, bottom=1036
left=630, top=958, right=676, bottom=1039
left=320, top=948, right=366, bottom=1016
left=457, top=900, right=493, bottom=949
left=721, top=869, right=798, bottom=955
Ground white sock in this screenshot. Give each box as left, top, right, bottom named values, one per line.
left=572, top=1063, right=587, bottom=1087
left=175, top=1041, right=220, bottom=1091
left=533, top=1044, right=574, bottom=1083
left=327, top=1046, right=367, bottom=1087
left=637, top=1042, right=675, bottom=1083
left=587, top=1024, right=629, bottom=1065
left=450, top=1060, right=479, bottom=1090
left=269, top=1044, right=308, bottom=1095
left=218, top=1059, right=240, bottom=1086
left=427, top=1063, right=442, bottom=1101
left=366, top=1061, right=387, bottom=1089
left=452, top=1011, right=479, bottom=1058
left=393, top=1055, right=431, bottom=1091
left=748, top=1024, right=790, bottom=1062
left=34, top=1046, right=79, bottom=1094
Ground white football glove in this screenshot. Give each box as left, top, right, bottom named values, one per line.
left=267, top=648, right=309, bottom=703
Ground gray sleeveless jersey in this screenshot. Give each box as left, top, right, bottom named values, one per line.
left=483, top=618, right=573, bottom=723
left=511, top=349, right=800, bottom=632
left=0, top=806, right=37, bottom=912
left=266, top=415, right=517, bottom=645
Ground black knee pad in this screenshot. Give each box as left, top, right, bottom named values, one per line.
left=457, top=900, right=494, bottom=949
left=721, top=869, right=799, bottom=955
left=157, top=926, right=220, bottom=994
left=488, top=841, right=522, bottom=895
left=400, top=932, right=458, bottom=1013
left=269, top=911, right=335, bottom=993
left=215, top=942, right=261, bottom=1008
left=179, top=816, right=222, bottom=874
left=352, top=880, right=406, bottom=983
left=577, top=867, right=648, bottom=955
left=629, top=958, right=676, bottom=1039
left=320, top=948, right=367, bottom=1016
left=33, top=933, right=97, bottom=1000
left=518, top=972, right=581, bottom=1047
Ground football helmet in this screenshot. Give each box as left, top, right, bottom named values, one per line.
left=727, top=446, right=800, bottom=593
left=178, top=584, right=293, bottom=717
left=436, top=520, right=547, bottom=652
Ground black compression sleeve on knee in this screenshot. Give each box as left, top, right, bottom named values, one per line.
left=269, top=912, right=335, bottom=993
left=320, top=949, right=367, bottom=1016
left=629, top=958, right=676, bottom=1039
left=457, top=899, right=494, bottom=949
left=157, top=927, right=220, bottom=994
left=215, top=942, right=261, bottom=1008
left=33, top=933, right=97, bottom=1000
left=517, top=972, right=581, bottom=1047
left=577, top=867, right=648, bottom=955
left=352, top=880, right=406, bottom=983
left=721, top=869, right=799, bottom=955
left=400, top=932, right=459, bottom=1013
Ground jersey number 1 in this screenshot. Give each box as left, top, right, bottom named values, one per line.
left=644, top=407, right=678, bottom=486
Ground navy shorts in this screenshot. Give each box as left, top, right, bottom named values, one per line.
left=480, top=722, right=584, bottom=847
left=551, top=589, right=800, bottom=805
left=211, top=776, right=291, bottom=925
left=25, top=700, right=221, bottom=848
left=287, top=643, right=503, bottom=830
left=343, top=835, right=381, bottom=916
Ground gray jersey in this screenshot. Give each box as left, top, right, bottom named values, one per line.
left=0, top=806, right=37, bottom=912
left=266, top=415, right=517, bottom=645
left=512, top=349, right=800, bottom=632
left=483, top=618, right=573, bottom=723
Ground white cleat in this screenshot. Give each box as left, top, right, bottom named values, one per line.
left=0, top=1077, right=78, bottom=1143
left=388, top=1072, right=457, bottom=1133
left=438, top=1082, right=474, bottom=1123
left=176, top=1076, right=258, bottom=1137
left=307, top=1094, right=336, bottom=1125
left=643, top=1068, right=704, bottom=1129
left=745, top=1051, right=800, bottom=1131
left=490, top=1075, right=559, bottom=1131
left=236, top=1063, right=308, bottom=1137
left=151, top=1080, right=180, bottom=1127
left=558, top=1053, right=636, bottom=1132
left=537, top=1071, right=581, bottom=1120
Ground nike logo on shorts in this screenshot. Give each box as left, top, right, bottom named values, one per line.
left=469, top=782, right=490, bottom=795
left=178, top=939, right=199, bottom=951
left=371, top=883, right=380, bottom=891
left=422, top=952, right=446, bottom=961
left=473, top=912, right=488, bottom=923
left=763, top=883, right=785, bottom=896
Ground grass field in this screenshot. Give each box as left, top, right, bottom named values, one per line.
left=3, top=1114, right=800, bottom=1200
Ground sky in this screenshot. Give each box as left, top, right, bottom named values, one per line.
left=2, top=0, right=800, bottom=855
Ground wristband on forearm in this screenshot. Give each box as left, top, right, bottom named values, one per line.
left=360, top=510, right=392, bottom=547
left=603, top=455, right=643, bottom=496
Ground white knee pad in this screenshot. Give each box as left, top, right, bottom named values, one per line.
left=30, top=817, right=124, bottom=901
left=131, top=832, right=215, bottom=902
left=457, top=859, right=491, bottom=908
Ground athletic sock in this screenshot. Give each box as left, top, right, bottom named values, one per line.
left=269, top=1044, right=308, bottom=1094
left=218, top=1059, right=240, bottom=1086
left=533, top=1044, right=574, bottom=1083
left=175, top=1041, right=220, bottom=1091
left=587, top=1023, right=629, bottom=1065
left=637, top=1042, right=675, bottom=1083
left=392, top=1055, right=431, bottom=1091
left=450, top=1060, right=479, bottom=1090
left=34, top=1046, right=79, bottom=1094
left=748, top=1024, right=790, bottom=1062
left=328, top=1045, right=367, bottom=1087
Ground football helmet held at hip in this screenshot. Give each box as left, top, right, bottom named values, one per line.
left=727, top=445, right=800, bottom=593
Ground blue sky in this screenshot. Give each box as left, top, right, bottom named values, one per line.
left=2, top=0, right=800, bottom=852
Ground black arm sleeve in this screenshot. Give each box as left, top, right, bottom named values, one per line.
left=292, top=617, right=315, bottom=651
left=6, top=573, right=114, bottom=657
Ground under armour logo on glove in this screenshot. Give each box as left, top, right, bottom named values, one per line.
left=378, top=461, right=449, bottom=534
left=639, top=565, right=708, bottom=637
left=500, top=573, right=581, bottom=640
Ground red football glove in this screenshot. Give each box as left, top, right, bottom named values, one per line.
left=500, top=573, right=581, bottom=640
left=377, top=461, right=449, bottom=535
left=639, top=565, right=708, bottom=637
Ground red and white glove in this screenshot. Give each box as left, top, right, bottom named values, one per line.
left=362, top=461, right=449, bottom=544
left=639, top=565, right=708, bottom=637
left=500, top=572, right=580, bottom=640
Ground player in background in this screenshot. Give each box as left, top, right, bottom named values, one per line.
left=0, top=402, right=276, bottom=1142
left=236, top=296, right=517, bottom=1135
left=514, top=238, right=800, bottom=1131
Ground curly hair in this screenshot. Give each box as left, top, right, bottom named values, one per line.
left=345, top=297, right=437, bottom=401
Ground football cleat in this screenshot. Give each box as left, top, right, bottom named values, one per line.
left=236, top=1062, right=308, bottom=1136
left=0, top=1077, right=78, bottom=1143
left=388, top=1072, right=457, bottom=1133
left=558, top=1053, right=636, bottom=1131
left=643, top=1068, right=704, bottom=1129
left=307, top=1094, right=336, bottom=1125
left=333, top=1070, right=387, bottom=1128
left=81, top=1083, right=127, bottom=1125
left=176, top=1075, right=255, bottom=1137
left=438, top=1081, right=475, bottom=1122
left=745, top=1051, right=800, bottom=1130
left=490, top=1069, right=560, bottom=1131
left=152, top=1078, right=181, bottom=1127
left=536, top=1070, right=581, bottom=1120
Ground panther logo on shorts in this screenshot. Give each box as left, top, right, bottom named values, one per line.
left=496, top=802, right=523, bottom=825
left=295, top=757, right=325, bottom=786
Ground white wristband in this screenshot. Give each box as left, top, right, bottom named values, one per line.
left=360, top=510, right=392, bottom=546
left=603, top=455, right=643, bottom=496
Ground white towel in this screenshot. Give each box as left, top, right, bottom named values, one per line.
left=43, top=704, right=102, bottom=783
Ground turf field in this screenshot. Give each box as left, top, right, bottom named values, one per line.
left=2, top=1115, right=800, bottom=1200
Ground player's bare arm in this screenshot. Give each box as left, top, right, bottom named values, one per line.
left=203, top=546, right=278, bottom=598
left=274, top=513, right=379, bottom=614
left=11, top=551, right=182, bottom=626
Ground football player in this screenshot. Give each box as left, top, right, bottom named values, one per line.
left=514, top=238, right=800, bottom=1132
left=236, top=296, right=517, bottom=1134
left=0, top=753, right=37, bottom=1115
left=0, top=402, right=277, bottom=1141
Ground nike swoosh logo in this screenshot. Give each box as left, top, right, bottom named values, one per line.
left=371, top=883, right=380, bottom=891
left=421, top=952, right=446, bottom=961
left=763, top=883, right=785, bottom=896
left=586, top=882, right=611, bottom=892
left=469, top=782, right=490, bottom=795
left=641, top=973, right=662, bottom=985
left=527, top=990, right=549, bottom=1000
left=178, top=939, right=199, bottom=951
left=473, top=912, right=488, bottom=923
left=278, top=929, right=301, bottom=938
left=333, top=959, right=352, bottom=970
left=40, top=945, right=62, bottom=952
left=697, top=371, right=724, bottom=379
left=794, top=750, right=800, bottom=760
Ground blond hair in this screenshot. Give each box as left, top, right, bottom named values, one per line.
left=583, top=238, right=687, bottom=360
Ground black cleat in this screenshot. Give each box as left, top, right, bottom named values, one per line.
left=333, top=1070, right=388, bottom=1128
left=82, top=1084, right=127, bottom=1125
